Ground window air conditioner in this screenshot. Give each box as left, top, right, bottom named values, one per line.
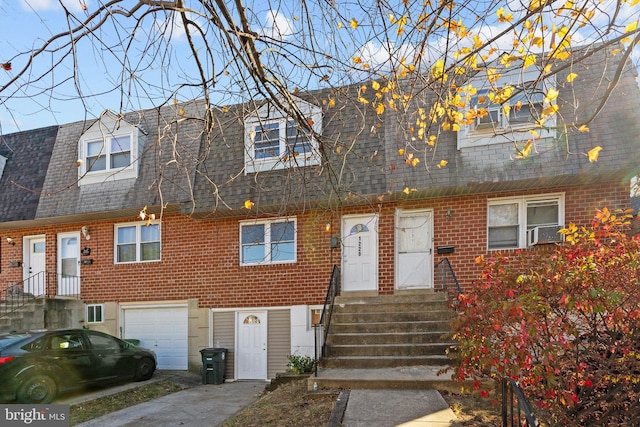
left=527, top=225, right=563, bottom=246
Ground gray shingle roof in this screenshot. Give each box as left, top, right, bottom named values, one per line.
left=0, top=126, right=58, bottom=222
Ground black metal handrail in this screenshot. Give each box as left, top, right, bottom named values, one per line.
left=1, top=272, right=81, bottom=319
left=502, top=378, right=540, bottom=427
left=313, top=264, right=340, bottom=376
left=434, top=257, right=461, bottom=298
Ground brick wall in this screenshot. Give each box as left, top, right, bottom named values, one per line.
left=0, top=180, right=630, bottom=305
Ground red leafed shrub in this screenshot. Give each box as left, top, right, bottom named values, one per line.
left=449, top=208, right=640, bottom=425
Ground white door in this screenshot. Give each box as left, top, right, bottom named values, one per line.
left=57, top=232, right=81, bottom=296
left=23, top=236, right=46, bottom=296
left=342, top=214, right=378, bottom=292
left=396, top=209, right=434, bottom=289
left=122, top=306, right=188, bottom=370
left=236, top=311, right=267, bottom=380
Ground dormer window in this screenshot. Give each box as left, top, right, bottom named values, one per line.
left=78, top=111, right=143, bottom=185
left=458, top=64, right=556, bottom=149
left=244, top=98, right=322, bottom=173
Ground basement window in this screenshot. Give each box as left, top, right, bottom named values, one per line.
left=86, top=304, right=104, bottom=323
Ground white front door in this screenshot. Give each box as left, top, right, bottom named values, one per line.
left=57, top=232, right=80, bottom=296
left=23, top=236, right=46, bottom=296
left=396, top=209, right=433, bottom=289
left=342, top=214, right=378, bottom=292
left=236, top=311, right=267, bottom=380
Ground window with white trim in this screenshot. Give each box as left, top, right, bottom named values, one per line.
left=115, top=222, right=161, bottom=263
left=78, top=111, right=143, bottom=185
left=458, top=64, right=556, bottom=148
left=244, top=99, right=322, bottom=173
left=86, top=304, right=104, bottom=323
left=240, top=218, right=296, bottom=265
left=488, top=194, right=564, bottom=250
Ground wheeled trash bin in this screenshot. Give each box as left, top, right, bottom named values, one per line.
left=200, top=348, right=227, bottom=384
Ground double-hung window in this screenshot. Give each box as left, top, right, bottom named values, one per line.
left=244, top=99, right=322, bottom=173
left=458, top=63, right=556, bottom=149
left=488, top=194, right=564, bottom=250
left=85, top=135, right=131, bottom=172
left=78, top=111, right=142, bottom=185
left=240, top=218, right=296, bottom=265
left=115, top=222, right=161, bottom=263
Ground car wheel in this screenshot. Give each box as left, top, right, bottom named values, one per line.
left=17, top=375, right=57, bottom=404
left=135, top=357, right=155, bottom=381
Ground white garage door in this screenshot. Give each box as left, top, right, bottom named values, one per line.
left=122, top=306, right=188, bottom=370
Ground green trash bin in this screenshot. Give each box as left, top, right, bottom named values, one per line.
left=200, top=348, right=227, bottom=384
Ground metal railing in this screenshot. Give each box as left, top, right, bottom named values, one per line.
left=313, top=265, right=340, bottom=376
left=1, top=272, right=81, bottom=319
left=434, top=257, right=461, bottom=298
left=502, top=378, right=540, bottom=427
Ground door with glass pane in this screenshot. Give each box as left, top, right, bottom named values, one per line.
left=58, top=232, right=80, bottom=296
left=24, top=236, right=46, bottom=296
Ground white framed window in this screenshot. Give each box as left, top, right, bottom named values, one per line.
left=458, top=65, right=556, bottom=148
left=244, top=99, right=322, bottom=173
left=240, top=218, right=296, bottom=265
left=114, top=222, right=161, bottom=263
left=86, top=304, right=104, bottom=323
left=78, top=111, right=142, bottom=185
left=488, top=194, right=564, bottom=250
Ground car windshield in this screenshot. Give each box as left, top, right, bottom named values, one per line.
left=0, top=333, right=32, bottom=349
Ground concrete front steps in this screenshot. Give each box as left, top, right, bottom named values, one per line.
left=310, top=291, right=459, bottom=391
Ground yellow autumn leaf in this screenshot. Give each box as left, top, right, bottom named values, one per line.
left=353, top=57, right=363, bottom=64
left=350, top=18, right=358, bottom=29
left=544, top=88, right=559, bottom=103
left=587, top=146, right=602, bottom=162
left=358, top=96, right=369, bottom=105
left=398, top=148, right=405, bottom=156
left=523, top=54, right=537, bottom=69
left=496, top=7, right=513, bottom=23
left=518, top=141, right=533, bottom=158
left=403, top=187, right=410, bottom=195
left=173, top=99, right=178, bottom=105
left=411, top=157, right=420, bottom=167
left=626, top=21, right=638, bottom=33
left=179, top=109, right=185, bottom=116
left=244, top=200, right=255, bottom=209
left=337, top=22, right=343, bottom=29
left=472, top=35, right=482, bottom=49
left=328, top=98, right=336, bottom=107
left=376, top=103, right=385, bottom=115
left=437, top=160, right=448, bottom=168
left=578, top=125, right=589, bottom=132
left=566, top=72, right=578, bottom=82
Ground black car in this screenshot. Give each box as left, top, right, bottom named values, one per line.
left=0, top=329, right=156, bottom=404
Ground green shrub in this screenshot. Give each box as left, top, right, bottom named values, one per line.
left=286, top=354, right=316, bottom=374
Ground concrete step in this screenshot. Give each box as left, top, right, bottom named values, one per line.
left=327, top=331, right=451, bottom=345
left=333, top=301, right=451, bottom=313
left=320, top=355, right=451, bottom=369
left=335, top=292, right=448, bottom=305
left=332, top=310, right=453, bottom=323
left=325, top=342, right=454, bottom=357
left=307, top=366, right=464, bottom=393
left=330, top=320, right=452, bottom=334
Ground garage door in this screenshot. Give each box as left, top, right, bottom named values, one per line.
left=122, top=306, right=188, bottom=370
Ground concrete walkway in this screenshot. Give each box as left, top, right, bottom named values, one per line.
left=61, top=369, right=461, bottom=426
left=341, top=390, right=459, bottom=427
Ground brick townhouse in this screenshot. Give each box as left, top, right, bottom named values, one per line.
left=0, top=45, right=638, bottom=380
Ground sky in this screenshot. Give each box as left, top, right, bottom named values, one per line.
left=0, top=0, right=639, bottom=135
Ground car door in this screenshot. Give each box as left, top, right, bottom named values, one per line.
left=83, top=331, right=133, bottom=381
left=44, top=331, right=93, bottom=386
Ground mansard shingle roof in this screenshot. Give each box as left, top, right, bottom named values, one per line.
left=0, top=126, right=58, bottom=223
